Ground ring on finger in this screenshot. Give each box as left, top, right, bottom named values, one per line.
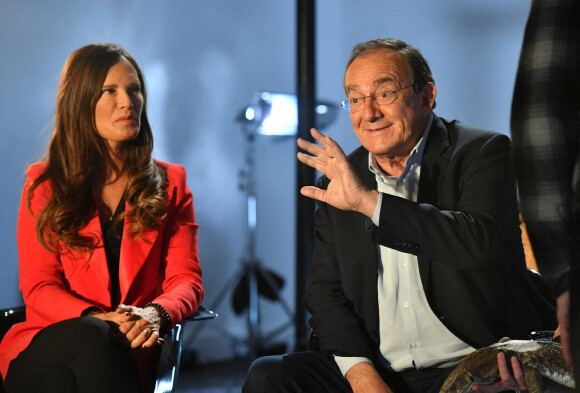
left=142, top=328, right=152, bottom=335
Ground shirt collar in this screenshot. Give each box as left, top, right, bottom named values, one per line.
left=368, top=113, right=433, bottom=180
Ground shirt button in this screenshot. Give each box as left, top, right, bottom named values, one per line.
left=402, top=261, right=408, bottom=267
left=410, top=343, right=417, bottom=350
left=403, top=301, right=409, bottom=308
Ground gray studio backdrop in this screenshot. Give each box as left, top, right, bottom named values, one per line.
left=0, top=0, right=530, bottom=362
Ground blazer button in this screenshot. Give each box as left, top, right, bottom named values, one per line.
left=371, top=330, right=378, bottom=339
left=365, top=218, right=374, bottom=231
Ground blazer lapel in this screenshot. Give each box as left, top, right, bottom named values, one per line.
left=358, top=152, right=380, bottom=277
left=418, top=114, right=452, bottom=205
left=75, top=213, right=111, bottom=303
left=118, top=185, right=176, bottom=303
left=351, top=148, right=381, bottom=333
left=416, top=114, right=452, bottom=293
left=118, top=202, right=158, bottom=303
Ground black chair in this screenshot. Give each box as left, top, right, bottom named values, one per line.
left=0, top=307, right=25, bottom=343
left=152, top=305, right=217, bottom=393
left=0, top=306, right=25, bottom=393
left=0, top=305, right=217, bottom=393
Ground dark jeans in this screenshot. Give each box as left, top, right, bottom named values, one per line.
left=4, top=317, right=142, bottom=393
left=242, top=351, right=454, bottom=393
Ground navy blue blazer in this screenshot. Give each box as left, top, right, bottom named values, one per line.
left=304, top=114, right=557, bottom=362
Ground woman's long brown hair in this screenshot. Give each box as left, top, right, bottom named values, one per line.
left=28, top=43, right=168, bottom=253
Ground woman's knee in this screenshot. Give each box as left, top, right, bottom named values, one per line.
left=75, top=315, right=110, bottom=334
left=72, top=317, right=121, bottom=349
left=38, top=365, right=78, bottom=393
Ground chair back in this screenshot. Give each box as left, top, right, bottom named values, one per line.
left=0, top=306, right=25, bottom=392
left=153, top=305, right=218, bottom=393
left=0, top=306, right=25, bottom=342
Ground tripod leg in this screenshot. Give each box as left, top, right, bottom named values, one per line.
left=247, top=263, right=260, bottom=359
left=258, top=267, right=295, bottom=319
left=187, top=264, right=248, bottom=344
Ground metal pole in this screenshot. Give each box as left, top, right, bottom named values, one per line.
left=295, top=0, right=316, bottom=351
left=245, top=131, right=260, bottom=358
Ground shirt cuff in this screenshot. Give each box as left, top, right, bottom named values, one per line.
left=371, top=192, right=383, bottom=227
left=334, top=355, right=372, bottom=377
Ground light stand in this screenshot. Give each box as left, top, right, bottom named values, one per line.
left=233, top=124, right=295, bottom=358
left=191, top=106, right=295, bottom=359
left=188, top=92, right=338, bottom=359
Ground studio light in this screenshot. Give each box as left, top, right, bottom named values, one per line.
left=241, top=91, right=339, bottom=135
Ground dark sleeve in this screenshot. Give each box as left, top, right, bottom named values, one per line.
left=510, top=0, right=580, bottom=296
left=304, top=180, right=377, bottom=359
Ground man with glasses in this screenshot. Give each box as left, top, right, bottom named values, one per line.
left=243, top=38, right=556, bottom=393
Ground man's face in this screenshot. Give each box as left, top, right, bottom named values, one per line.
left=344, top=48, right=435, bottom=161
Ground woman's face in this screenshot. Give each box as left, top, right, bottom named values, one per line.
left=94, top=58, right=143, bottom=151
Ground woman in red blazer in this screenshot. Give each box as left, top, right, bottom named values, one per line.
left=0, top=43, right=203, bottom=392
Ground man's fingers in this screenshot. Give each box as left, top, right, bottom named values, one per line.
left=297, top=128, right=345, bottom=161
left=297, top=151, right=315, bottom=167
left=471, top=382, right=503, bottom=392
left=497, top=353, right=510, bottom=380
left=557, top=291, right=572, bottom=367
left=297, top=138, right=337, bottom=161
left=561, top=333, right=572, bottom=366
left=297, top=137, right=325, bottom=157
left=471, top=354, right=524, bottom=393
left=310, top=128, right=334, bottom=149
left=297, top=152, right=335, bottom=177
left=309, top=127, right=326, bottom=144
left=497, top=353, right=526, bottom=390
left=511, top=357, right=527, bottom=387
left=311, top=129, right=346, bottom=156
left=300, top=186, right=326, bottom=202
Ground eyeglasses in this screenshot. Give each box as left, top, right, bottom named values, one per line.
left=341, top=85, right=413, bottom=113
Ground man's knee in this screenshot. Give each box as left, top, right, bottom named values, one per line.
left=243, top=355, right=298, bottom=393
left=243, top=352, right=342, bottom=393
left=244, top=356, right=280, bottom=392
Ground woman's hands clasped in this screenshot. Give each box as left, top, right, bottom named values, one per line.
left=92, top=304, right=163, bottom=350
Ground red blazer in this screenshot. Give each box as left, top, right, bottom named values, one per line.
left=0, top=160, right=204, bottom=379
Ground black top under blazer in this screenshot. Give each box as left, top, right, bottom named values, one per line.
left=304, top=114, right=557, bottom=362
